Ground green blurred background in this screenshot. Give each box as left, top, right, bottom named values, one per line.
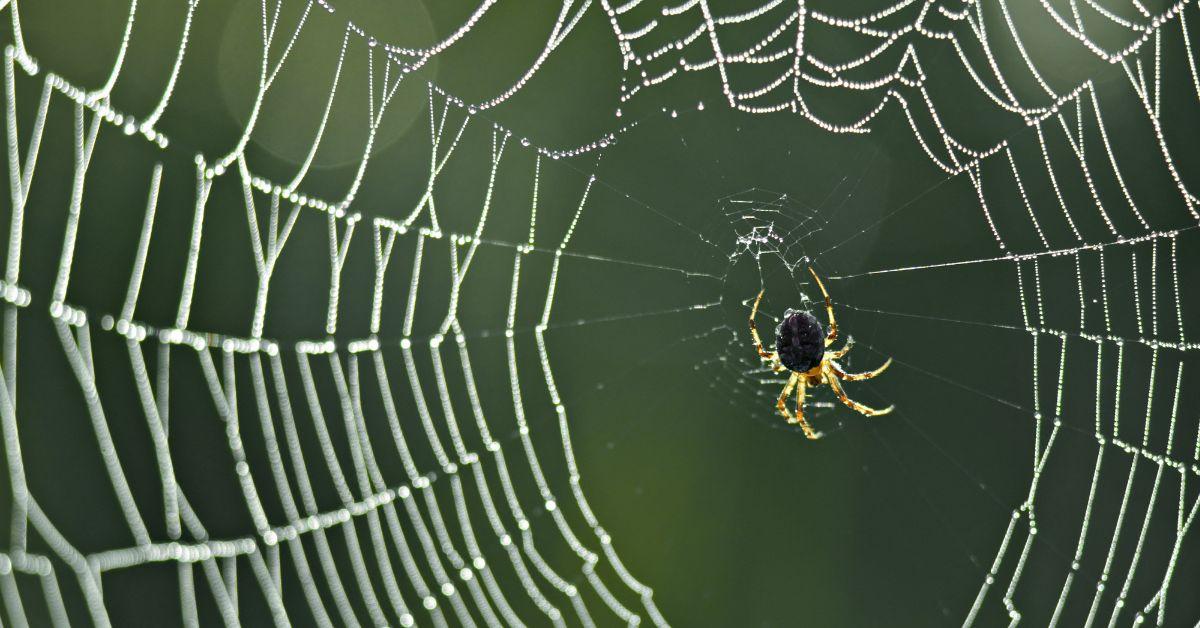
left=3, top=0, right=1199, bottom=626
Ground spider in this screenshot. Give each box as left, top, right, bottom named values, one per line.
left=748, top=267, right=893, bottom=439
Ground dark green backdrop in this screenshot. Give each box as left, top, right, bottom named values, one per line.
left=3, top=1, right=1199, bottom=626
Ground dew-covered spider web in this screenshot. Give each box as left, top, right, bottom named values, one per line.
left=0, top=0, right=1198, bottom=626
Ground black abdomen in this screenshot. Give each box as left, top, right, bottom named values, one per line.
left=775, top=310, right=824, bottom=372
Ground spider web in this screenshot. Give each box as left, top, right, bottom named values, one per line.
left=0, top=0, right=671, bottom=625
left=0, top=0, right=1198, bottom=626
left=603, top=0, right=1200, bottom=625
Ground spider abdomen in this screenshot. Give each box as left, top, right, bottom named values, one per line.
left=775, top=309, right=824, bottom=372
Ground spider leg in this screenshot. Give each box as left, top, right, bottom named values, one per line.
left=792, top=377, right=821, bottom=440
left=826, top=371, right=893, bottom=417
left=775, top=372, right=820, bottom=439
left=807, top=267, right=838, bottom=346
left=749, top=290, right=777, bottom=361
left=829, top=336, right=855, bottom=359
left=830, top=356, right=892, bottom=381
left=775, top=371, right=798, bottom=418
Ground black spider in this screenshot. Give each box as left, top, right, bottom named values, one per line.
left=748, top=267, right=894, bottom=439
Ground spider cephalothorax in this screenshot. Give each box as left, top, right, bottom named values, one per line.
left=749, top=267, right=893, bottom=439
